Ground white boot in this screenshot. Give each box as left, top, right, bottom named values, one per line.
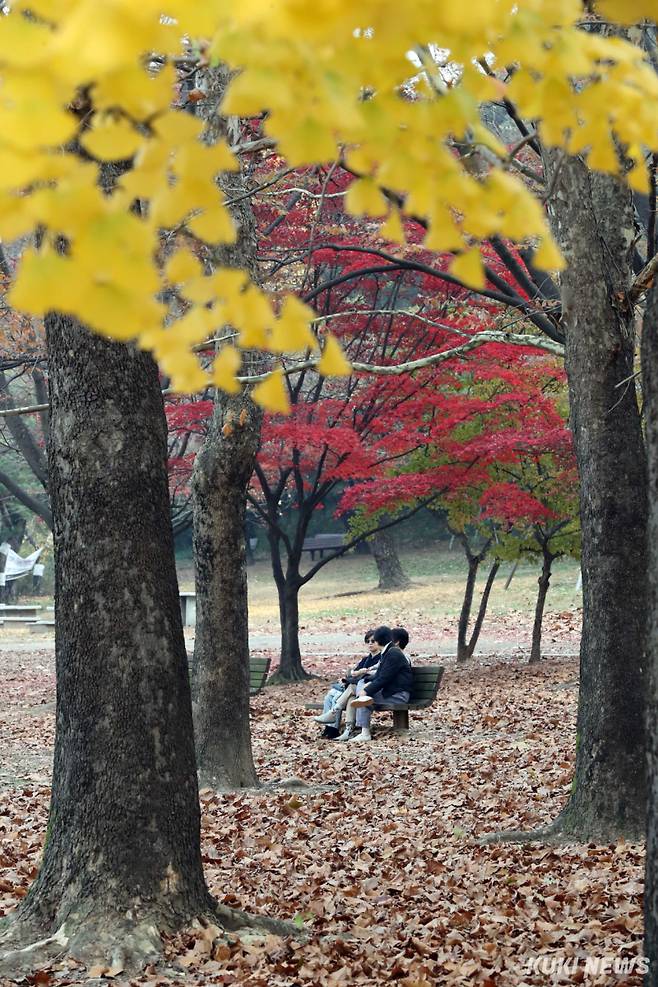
left=336, top=725, right=355, bottom=741
left=348, top=728, right=372, bottom=743
left=314, top=709, right=339, bottom=724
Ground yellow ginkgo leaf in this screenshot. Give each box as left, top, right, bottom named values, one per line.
left=176, top=140, right=239, bottom=178
left=533, top=237, right=566, bottom=273
left=95, top=64, right=176, bottom=119
left=9, top=248, right=73, bottom=315
left=211, top=345, right=242, bottom=394
left=210, top=267, right=249, bottom=299
left=187, top=204, right=236, bottom=244
left=81, top=116, right=143, bottom=161
left=153, top=110, right=204, bottom=147
left=379, top=208, right=406, bottom=245
left=449, top=248, right=486, bottom=290
left=251, top=367, right=290, bottom=413
left=269, top=296, right=316, bottom=352
left=344, top=178, right=389, bottom=218
left=317, top=334, right=351, bottom=377
left=596, top=0, right=657, bottom=23
left=166, top=355, right=210, bottom=394
left=165, top=249, right=204, bottom=284
left=277, top=117, right=338, bottom=167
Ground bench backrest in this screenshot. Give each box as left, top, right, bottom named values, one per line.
left=409, top=664, right=445, bottom=704
left=249, top=656, right=271, bottom=695
left=302, top=533, right=344, bottom=549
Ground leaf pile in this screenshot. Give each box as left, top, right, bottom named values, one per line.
left=0, top=643, right=644, bottom=985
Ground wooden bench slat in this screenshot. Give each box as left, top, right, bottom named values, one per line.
left=249, top=656, right=271, bottom=696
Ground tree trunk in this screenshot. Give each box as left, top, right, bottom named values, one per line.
left=545, top=152, right=647, bottom=841
left=192, top=390, right=261, bottom=789
left=269, top=573, right=309, bottom=682
left=370, top=527, right=411, bottom=590
left=457, top=554, right=480, bottom=662
left=0, top=316, right=213, bottom=973
left=190, top=63, right=263, bottom=790
left=529, top=548, right=554, bottom=665
left=641, top=283, right=658, bottom=975
left=466, top=560, right=500, bottom=659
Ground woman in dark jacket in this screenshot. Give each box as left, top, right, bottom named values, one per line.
left=313, top=630, right=379, bottom=736
left=338, top=625, right=412, bottom=742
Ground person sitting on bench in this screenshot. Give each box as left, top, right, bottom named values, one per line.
left=339, top=625, right=412, bottom=743
left=313, top=630, right=379, bottom=737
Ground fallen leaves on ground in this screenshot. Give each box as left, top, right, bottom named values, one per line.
left=0, top=641, right=644, bottom=986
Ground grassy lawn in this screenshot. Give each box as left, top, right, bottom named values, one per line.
left=178, top=543, right=582, bottom=626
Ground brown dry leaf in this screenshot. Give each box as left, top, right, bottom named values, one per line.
left=0, top=630, right=647, bottom=986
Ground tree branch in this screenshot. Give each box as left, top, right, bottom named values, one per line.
left=0, top=469, right=52, bottom=528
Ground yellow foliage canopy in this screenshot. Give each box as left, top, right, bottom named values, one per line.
left=1, top=1, right=657, bottom=405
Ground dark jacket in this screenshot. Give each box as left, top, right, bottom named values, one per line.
left=343, top=652, right=379, bottom=685
left=363, top=644, right=412, bottom=700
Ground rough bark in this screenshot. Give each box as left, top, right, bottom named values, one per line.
left=0, top=316, right=213, bottom=973
left=190, top=64, right=263, bottom=788
left=642, top=283, right=658, bottom=976
left=545, top=152, right=647, bottom=841
left=370, top=527, right=411, bottom=590
left=192, top=389, right=262, bottom=788
left=529, top=547, right=555, bottom=665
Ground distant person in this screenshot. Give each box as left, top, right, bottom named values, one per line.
left=392, top=626, right=410, bottom=653
left=339, top=625, right=413, bottom=743
left=313, top=630, right=379, bottom=738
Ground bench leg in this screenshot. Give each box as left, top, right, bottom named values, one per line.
left=393, top=709, right=409, bottom=732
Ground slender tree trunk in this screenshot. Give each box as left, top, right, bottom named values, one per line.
left=457, top=554, right=480, bottom=662
left=466, top=560, right=500, bottom=659
left=641, top=283, right=658, bottom=976
left=190, top=63, right=263, bottom=789
left=529, top=548, right=555, bottom=665
left=0, top=317, right=213, bottom=973
left=545, top=153, right=647, bottom=840
left=370, top=527, right=411, bottom=590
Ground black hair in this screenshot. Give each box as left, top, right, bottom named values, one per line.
left=392, top=626, right=409, bottom=649
left=372, top=625, right=393, bottom=646
left=364, top=628, right=376, bottom=643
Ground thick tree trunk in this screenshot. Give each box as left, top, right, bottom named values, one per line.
left=370, top=528, right=411, bottom=590
left=529, top=549, right=554, bottom=665
left=641, top=284, right=658, bottom=976
left=192, top=391, right=261, bottom=790
left=545, top=154, right=647, bottom=841
left=190, top=63, right=263, bottom=789
left=0, top=317, right=213, bottom=972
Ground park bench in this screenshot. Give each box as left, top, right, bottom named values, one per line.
left=187, top=652, right=270, bottom=697
left=179, top=591, right=196, bottom=628
left=0, top=604, right=42, bottom=621
left=29, top=620, right=56, bottom=633
left=375, top=664, right=445, bottom=731
left=307, top=664, right=444, bottom=732
left=301, top=533, right=345, bottom=560
left=249, top=656, right=271, bottom=696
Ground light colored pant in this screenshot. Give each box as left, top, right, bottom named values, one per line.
left=347, top=679, right=411, bottom=729
left=322, top=684, right=343, bottom=729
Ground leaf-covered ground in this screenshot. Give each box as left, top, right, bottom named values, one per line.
left=0, top=634, right=645, bottom=985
